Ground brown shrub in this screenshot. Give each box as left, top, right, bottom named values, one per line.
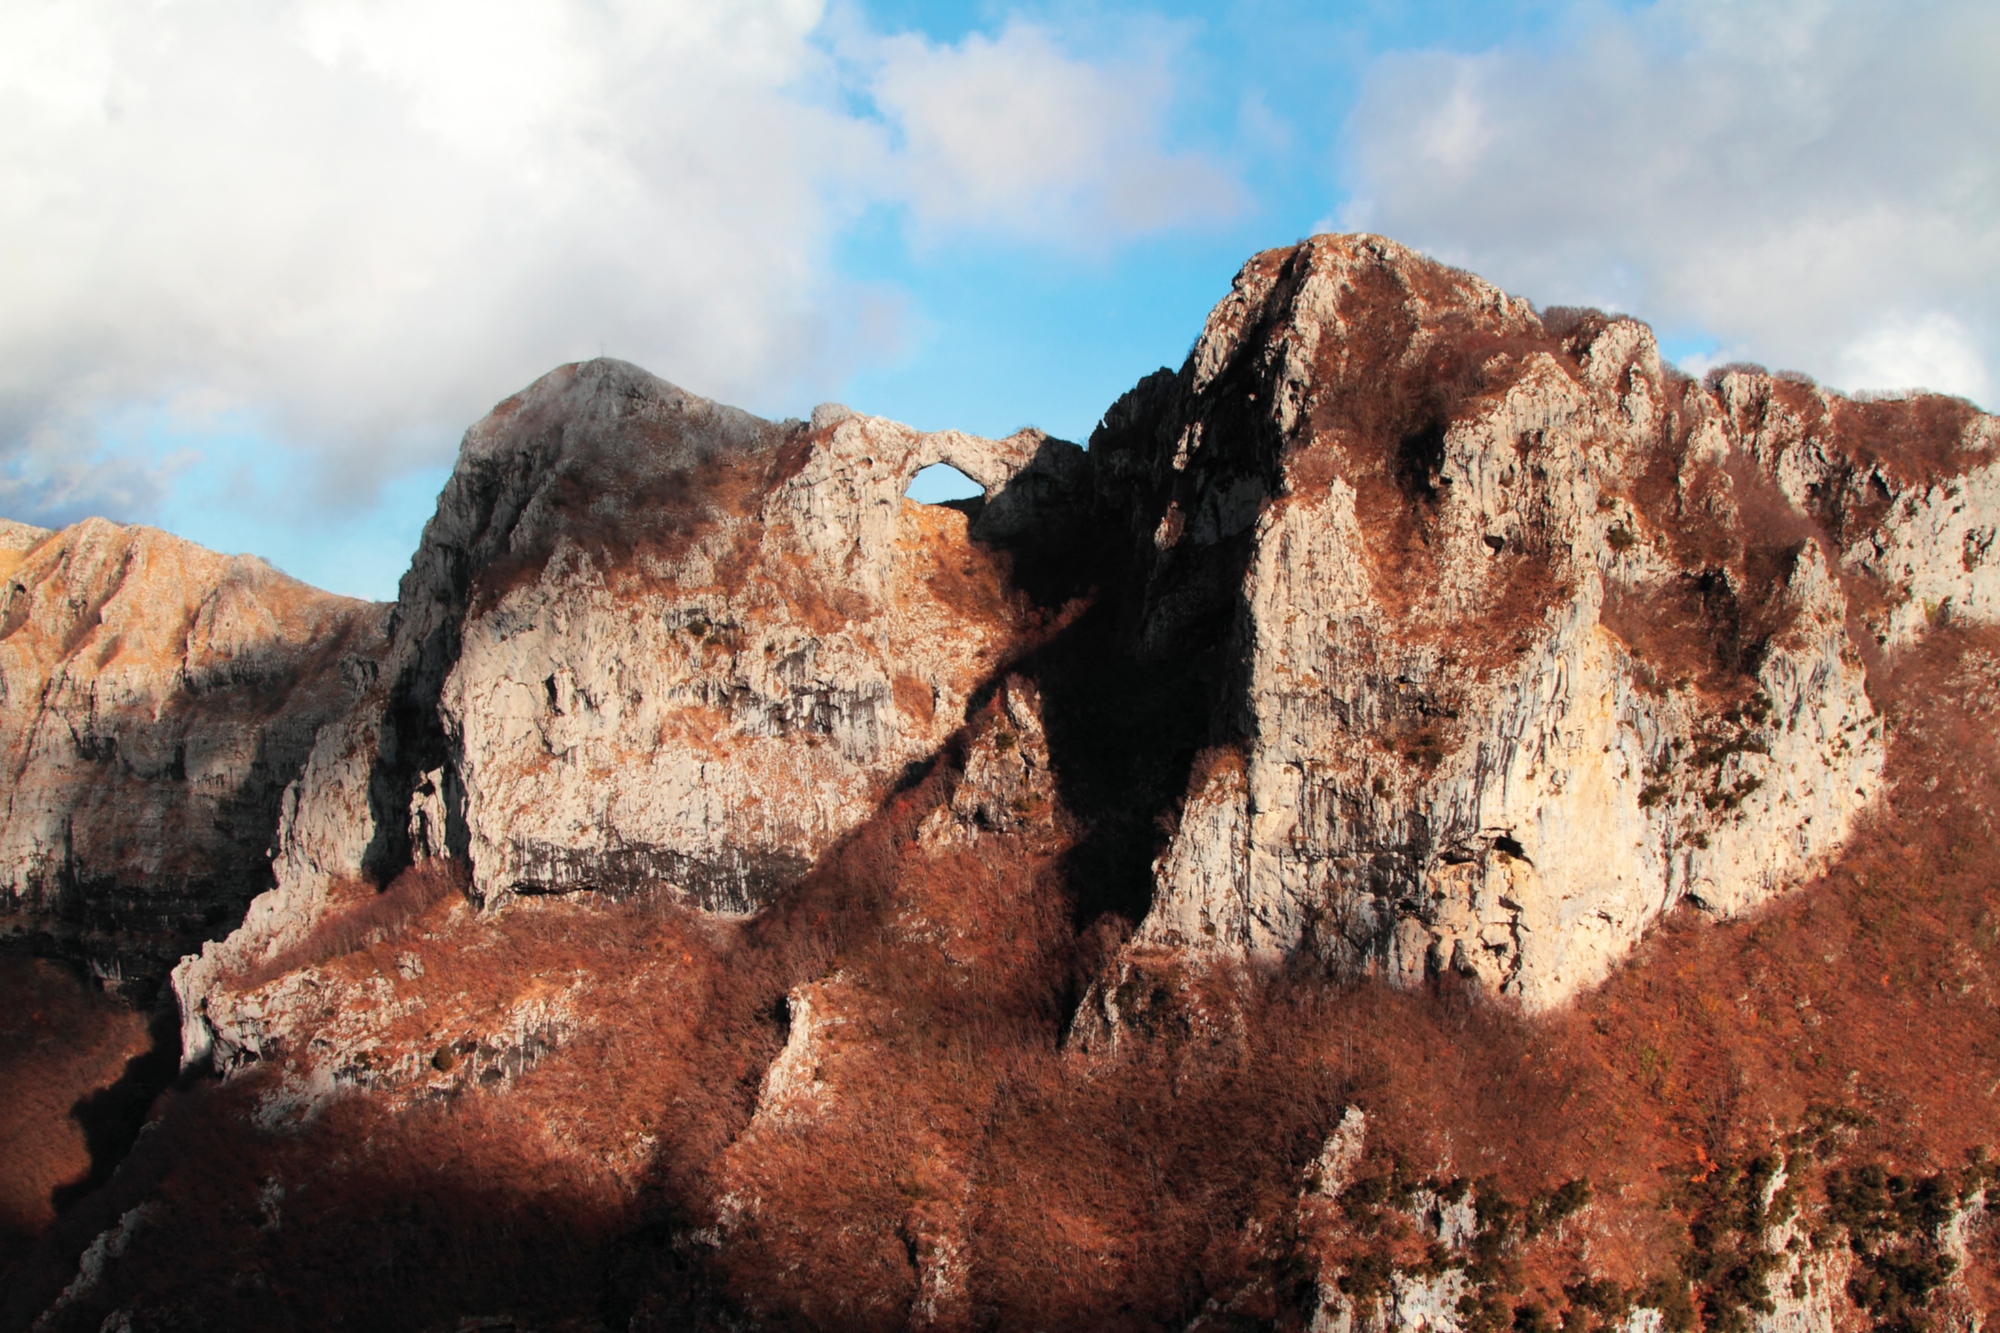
left=231, top=858, right=469, bottom=989
left=1829, top=394, right=1989, bottom=491
left=0, top=960, right=150, bottom=1275
left=1298, top=257, right=1564, bottom=630
left=468, top=412, right=814, bottom=617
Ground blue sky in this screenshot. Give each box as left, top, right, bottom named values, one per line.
left=2, top=0, right=1993, bottom=598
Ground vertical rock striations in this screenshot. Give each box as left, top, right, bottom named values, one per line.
left=175, top=360, right=1083, bottom=1063
left=1100, top=235, right=1993, bottom=1010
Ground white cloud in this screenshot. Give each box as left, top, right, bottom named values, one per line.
left=859, top=19, right=1242, bottom=245
left=1836, top=313, right=1990, bottom=403
left=0, top=0, right=1235, bottom=535
left=1341, top=0, right=2000, bottom=408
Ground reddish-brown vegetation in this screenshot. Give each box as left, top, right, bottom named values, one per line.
left=11, top=261, right=1998, bottom=1330
left=1294, top=248, right=1561, bottom=631
left=229, top=858, right=468, bottom=990
left=466, top=387, right=814, bottom=617
left=0, top=959, right=149, bottom=1278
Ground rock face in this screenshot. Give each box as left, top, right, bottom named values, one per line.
left=109, top=238, right=2000, bottom=1044
left=173, top=359, right=1084, bottom=1061
left=352, top=361, right=1081, bottom=916
left=187, top=866, right=590, bottom=1131
left=14, top=238, right=1992, bottom=1033
left=0, top=518, right=385, bottom=994
left=1094, top=235, right=1994, bottom=1009
left=431, top=370, right=1076, bottom=914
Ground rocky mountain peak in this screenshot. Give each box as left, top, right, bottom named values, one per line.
left=1076, top=234, right=1996, bottom=1010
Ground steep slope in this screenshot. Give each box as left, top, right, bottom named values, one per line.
left=0, top=518, right=386, bottom=996
left=17, top=620, right=1999, bottom=1332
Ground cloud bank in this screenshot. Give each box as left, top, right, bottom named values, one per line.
left=0, top=0, right=1233, bottom=535
left=1341, top=0, right=1999, bottom=405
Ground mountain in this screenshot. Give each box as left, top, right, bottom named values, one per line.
left=0, top=518, right=386, bottom=997
left=3, top=235, right=1996, bottom=1333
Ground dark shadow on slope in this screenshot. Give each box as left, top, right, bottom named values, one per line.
left=0, top=698, right=370, bottom=1308
left=1, top=1082, right=669, bottom=1333
left=18, top=584, right=2000, bottom=1333
left=960, top=428, right=1234, bottom=932
left=8, top=650, right=376, bottom=1011
left=0, top=702, right=1018, bottom=1332
left=1017, top=599, right=1224, bottom=927
left=988, top=349, right=1283, bottom=940
left=48, top=1003, right=181, bottom=1217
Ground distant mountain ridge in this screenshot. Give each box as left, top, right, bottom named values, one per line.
left=0, top=516, right=385, bottom=997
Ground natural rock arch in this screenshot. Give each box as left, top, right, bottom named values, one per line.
left=904, top=461, right=985, bottom=505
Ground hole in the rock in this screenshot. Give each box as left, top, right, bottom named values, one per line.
left=904, top=463, right=984, bottom=505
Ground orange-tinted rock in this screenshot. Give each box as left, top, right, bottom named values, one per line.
left=0, top=519, right=386, bottom=995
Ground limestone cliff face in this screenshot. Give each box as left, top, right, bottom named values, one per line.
left=14, top=236, right=1980, bottom=1049
left=1715, top=369, right=2000, bottom=646
left=433, top=373, right=1074, bottom=915
left=1099, top=235, right=1988, bottom=1010
left=0, top=518, right=385, bottom=994
left=174, top=359, right=1080, bottom=1061
left=174, top=243, right=1998, bottom=1045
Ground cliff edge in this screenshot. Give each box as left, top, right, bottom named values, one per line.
left=1093, top=235, right=1994, bottom=1011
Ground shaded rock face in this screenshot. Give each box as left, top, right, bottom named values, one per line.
left=1096, top=235, right=1993, bottom=1010
left=0, top=519, right=386, bottom=997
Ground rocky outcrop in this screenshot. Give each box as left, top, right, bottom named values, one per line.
left=753, top=980, right=846, bottom=1129
left=1281, top=1112, right=1995, bottom=1333
left=0, top=518, right=385, bottom=995
left=173, top=360, right=1081, bottom=1062
left=437, top=382, right=1068, bottom=915
left=168, top=241, right=2000, bottom=1055
left=1717, top=373, right=2000, bottom=647
left=916, top=676, right=1059, bottom=850
left=320, top=360, right=1073, bottom=916
left=200, top=886, right=588, bottom=1131
left=1096, top=235, right=1992, bottom=1010
left=1, top=235, right=1972, bottom=1054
